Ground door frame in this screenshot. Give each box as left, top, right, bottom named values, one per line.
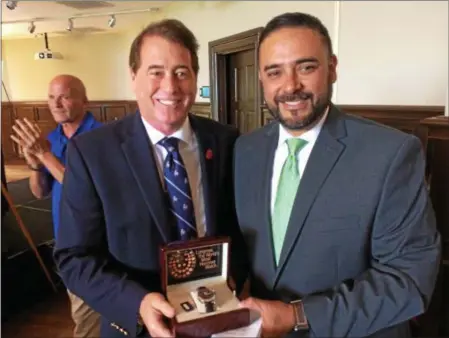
left=208, top=27, right=263, bottom=124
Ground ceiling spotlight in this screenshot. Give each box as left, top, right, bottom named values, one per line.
left=6, top=1, right=18, bottom=10
left=108, top=15, right=116, bottom=28
left=28, top=21, right=36, bottom=34
left=66, top=18, right=73, bottom=32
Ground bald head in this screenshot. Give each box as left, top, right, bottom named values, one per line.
left=48, top=74, right=88, bottom=125
left=49, top=74, right=87, bottom=100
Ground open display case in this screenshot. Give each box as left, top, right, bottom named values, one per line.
left=160, top=236, right=250, bottom=338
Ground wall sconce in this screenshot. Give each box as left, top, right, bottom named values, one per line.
left=66, top=18, right=73, bottom=31
left=28, top=21, right=36, bottom=34
left=108, top=15, right=116, bottom=28
left=6, top=1, right=18, bottom=10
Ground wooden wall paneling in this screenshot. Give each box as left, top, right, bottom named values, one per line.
left=191, top=102, right=212, bottom=119
left=86, top=105, right=103, bottom=122
left=412, top=116, right=449, bottom=338
left=35, top=106, right=57, bottom=139
left=35, top=106, right=52, bottom=121
left=259, top=104, right=444, bottom=131
left=1, top=103, right=15, bottom=160
left=339, top=105, right=443, bottom=134
left=14, top=106, right=36, bottom=120
left=128, top=102, right=138, bottom=115
left=11, top=105, right=36, bottom=158
left=104, top=104, right=128, bottom=123
left=2, top=101, right=445, bottom=163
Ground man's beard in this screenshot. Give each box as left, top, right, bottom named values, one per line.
left=267, top=83, right=333, bottom=131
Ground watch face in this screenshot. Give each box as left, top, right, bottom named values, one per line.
left=197, top=286, right=215, bottom=302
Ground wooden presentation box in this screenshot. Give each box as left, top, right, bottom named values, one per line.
left=160, top=236, right=250, bottom=338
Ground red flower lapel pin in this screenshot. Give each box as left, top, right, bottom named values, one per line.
left=205, top=149, right=213, bottom=160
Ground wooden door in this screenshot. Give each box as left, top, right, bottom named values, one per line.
left=227, top=49, right=258, bottom=133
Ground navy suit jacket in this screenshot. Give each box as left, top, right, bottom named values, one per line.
left=54, top=112, right=249, bottom=337
left=234, top=105, right=441, bottom=338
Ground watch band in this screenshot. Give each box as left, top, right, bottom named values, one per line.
left=136, top=315, right=145, bottom=335
left=28, top=164, right=44, bottom=171
left=290, top=299, right=308, bottom=331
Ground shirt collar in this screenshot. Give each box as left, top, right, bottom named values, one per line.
left=56, top=111, right=96, bottom=139
left=141, top=116, right=194, bottom=147
left=277, top=106, right=329, bottom=149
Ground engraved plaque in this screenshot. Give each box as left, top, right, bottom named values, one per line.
left=165, top=243, right=223, bottom=285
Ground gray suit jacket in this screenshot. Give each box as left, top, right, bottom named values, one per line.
left=233, top=105, right=441, bottom=337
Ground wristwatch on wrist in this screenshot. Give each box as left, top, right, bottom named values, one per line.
left=290, top=299, right=308, bottom=331
left=136, top=315, right=144, bottom=335
left=28, top=164, right=43, bottom=171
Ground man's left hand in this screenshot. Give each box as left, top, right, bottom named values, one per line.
left=11, top=118, right=50, bottom=159
left=239, top=297, right=295, bottom=337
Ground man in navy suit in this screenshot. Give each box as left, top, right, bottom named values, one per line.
left=54, top=19, right=248, bottom=338
left=235, top=12, right=441, bottom=337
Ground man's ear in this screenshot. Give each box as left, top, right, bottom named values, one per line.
left=129, top=67, right=136, bottom=82
left=329, top=54, right=338, bottom=84
left=129, top=67, right=137, bottom=93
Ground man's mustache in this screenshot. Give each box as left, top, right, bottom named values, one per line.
left=275, top=91, right=313, bottom=103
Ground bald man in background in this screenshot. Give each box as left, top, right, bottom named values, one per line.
left=10, top=74, right=103, bottom=338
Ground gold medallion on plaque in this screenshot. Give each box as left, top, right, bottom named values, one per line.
left=168, top=250, right=197, bottom=279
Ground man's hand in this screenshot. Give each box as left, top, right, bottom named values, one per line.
left=10, top=118, right=50, bottom=160
left=228, top=277, right=250, bottom=300
left=239, top=297, right=296, bottom=337
left=238, top=279, right=251, bottom=300
left=139, top=292, right=176, bottom=338
left=22, top=148, right=42, bottom=169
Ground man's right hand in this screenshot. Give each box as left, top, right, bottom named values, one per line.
left=139, top=292, right=176, bottom=337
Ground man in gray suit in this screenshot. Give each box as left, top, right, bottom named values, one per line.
left=235, top=12, right=441, bottom=338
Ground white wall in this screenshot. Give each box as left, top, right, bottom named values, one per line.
left=337, top=1, right=448, bottom=105
left=2, top=1, right=447, bottom=106
left=160, top=0, right=448, bottom=105
left=158, top=1, right=336, bottom=103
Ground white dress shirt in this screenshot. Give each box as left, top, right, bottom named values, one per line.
left=270, top=111, right=329, bottom=217
left=141, top=117, right=207, bottom=237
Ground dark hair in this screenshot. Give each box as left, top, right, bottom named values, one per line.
left=129, top=19, right=199, bottom=74
left=258, top=12, right=333, bottom=57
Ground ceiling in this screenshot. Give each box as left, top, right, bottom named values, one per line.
left=1, top=1, right=172, bottom=39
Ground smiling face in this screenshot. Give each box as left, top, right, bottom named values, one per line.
left=259, top=27, right=337, bottom=134
left=130, top=35, right=197, bottom=135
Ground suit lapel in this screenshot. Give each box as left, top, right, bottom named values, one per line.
left=189, top=114, right=217, bottom=236
left=273, top=107, right=347, bottom=286
left=120, top=113, right=172, bottom=243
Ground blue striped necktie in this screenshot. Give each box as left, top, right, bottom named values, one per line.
left=158, top=137, right=197, bottom=241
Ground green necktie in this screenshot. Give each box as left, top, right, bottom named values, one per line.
left=272, top=138, right=308, bottom=265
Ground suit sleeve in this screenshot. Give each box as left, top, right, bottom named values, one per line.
left=302, top=135, right=441, bottom=337
left=53, top=139, right=148, bottom=337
